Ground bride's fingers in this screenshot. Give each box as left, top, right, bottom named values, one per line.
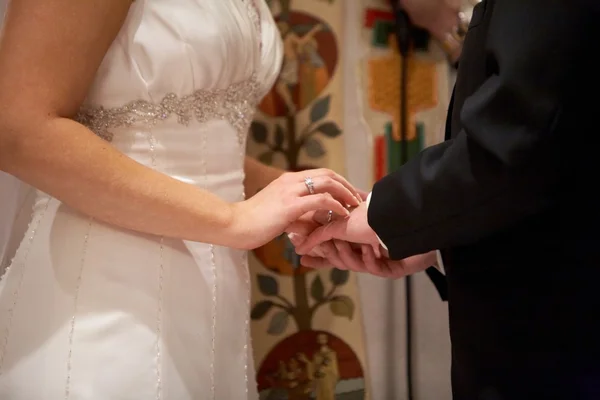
left=308, top=168, right=362, bottom=203
left=285, top=219, right=318, bottom=236
left=287, top=233, right=305, bottom=248
left=287, top=233, right=325, bottom=258
left=288, top=233, right=325, bottom=258
left=297, top=175, right=359, bottom=208
left=292, top=194, right=349, bottom=222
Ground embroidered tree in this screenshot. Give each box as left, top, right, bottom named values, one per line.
left=250, top=95, right=341, bottom=170
left=251, top=265, right=355, bottom=334
left=250, top=95, right=352, bottom=333
left=248, top=7, right=351, bottom=332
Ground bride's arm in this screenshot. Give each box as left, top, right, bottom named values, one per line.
left=0, top=0, right=239, bottom=245
left=0, top=0, right=356, bottom=249
left=243, top=157, right=284, bottom=197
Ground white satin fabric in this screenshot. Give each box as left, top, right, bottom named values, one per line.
left=0, top=1, right=282, bottom=399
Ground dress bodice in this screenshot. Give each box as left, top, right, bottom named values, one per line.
left=76, top=0, right=282, bottom=201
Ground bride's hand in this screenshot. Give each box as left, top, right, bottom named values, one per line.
left=284, top=189, right=370, bottom=260
left=229, top=169, right=361, bottom=249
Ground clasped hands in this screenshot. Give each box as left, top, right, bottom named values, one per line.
left=286, top=195, right=436, bottom=279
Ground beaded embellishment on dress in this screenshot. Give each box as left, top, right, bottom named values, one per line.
left=76, top=75, right=262, bottom=145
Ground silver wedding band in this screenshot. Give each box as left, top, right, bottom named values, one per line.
left=327, top=210, right=333, bottom=223
left=304, top=177, right=315, bottom=195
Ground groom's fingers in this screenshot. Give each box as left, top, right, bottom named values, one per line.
left=333, top=240, right=366, bottom=272
left=300, top=241, right=349, bottom=270
left=312, top=210, right=331, bottom=225
left=361, top=244, right=391, bottom=278
left=318, top=241, right=347, bottom=270
left=312, top=209, right=346, bottom=225
left=293, top=192, right=350, bottom=221
left=361, top=244, right=380, bottom=276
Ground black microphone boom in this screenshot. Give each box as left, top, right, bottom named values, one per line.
left=391, top=2, right=414, bottom=399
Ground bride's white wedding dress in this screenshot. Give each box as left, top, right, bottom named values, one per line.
left=0, top=0, right=282, bottom=398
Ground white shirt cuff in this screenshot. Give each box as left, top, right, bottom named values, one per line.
left=366, top=191, right=388, bottom=250
left=435, top=250, right=445, bottom=274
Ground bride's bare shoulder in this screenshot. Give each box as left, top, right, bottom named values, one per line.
left=0, top=0, right=133, bottom=135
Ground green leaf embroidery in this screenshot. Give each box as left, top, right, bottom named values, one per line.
left=311, top=274, right=325, bottom=301
left=257, top=274, right=279, bottom=296
left=250, top=300, right=274, bottom=320
left=310, top=95, right=331, bottom=123
left=314, top=121, right=342, bottom=138
left=329, top=295, right=355, bottom=320
left=330, top=268, right=349, bottom=286
left=268, top=310, right=290, bottom=335
left=304, top=138, right=326, bottom=158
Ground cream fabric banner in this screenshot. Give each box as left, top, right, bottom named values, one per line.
left=248, top=1, right=371, bottom=399
left=342, top=1, right=455, bottom=399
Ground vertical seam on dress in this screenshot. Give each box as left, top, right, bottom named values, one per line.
left=155, top=237, right=165, bottom=400
left=138, top=63, right=166, bottom=400
left=64, top=218, right=93, bottom=399
left=206, top=163, right=217, bottom=398
left=199, top=96, right=217, bottom=399
left=0, top=195, right=51, bottom=375
left=243, top=250, right=250, bottom=395
left=147, top=119, right=165, bottom=400
left=209, top=244, right=217, bottom=400
left=240, top=107, right=249, bottom=396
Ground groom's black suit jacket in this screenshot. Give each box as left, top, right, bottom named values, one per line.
left=368, top=0, right=600, bottom=398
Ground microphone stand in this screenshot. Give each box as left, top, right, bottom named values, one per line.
left=391, top=2, right=414, bottom=399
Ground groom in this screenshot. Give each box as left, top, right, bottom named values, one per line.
left=294, top=0, right=600, bottom=398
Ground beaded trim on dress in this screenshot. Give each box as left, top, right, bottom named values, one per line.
left=76, top=76, right=262, bottom=145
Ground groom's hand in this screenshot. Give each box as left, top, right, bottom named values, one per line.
left=295, top=202, right=381, bottom=257
left=301, top=241, right=436, bottom=279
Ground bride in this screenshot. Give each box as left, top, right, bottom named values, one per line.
left=0, top=0, right=360, bottom=398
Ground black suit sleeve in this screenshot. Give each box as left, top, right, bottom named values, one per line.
left=368, top=0, right=596, bottom=260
